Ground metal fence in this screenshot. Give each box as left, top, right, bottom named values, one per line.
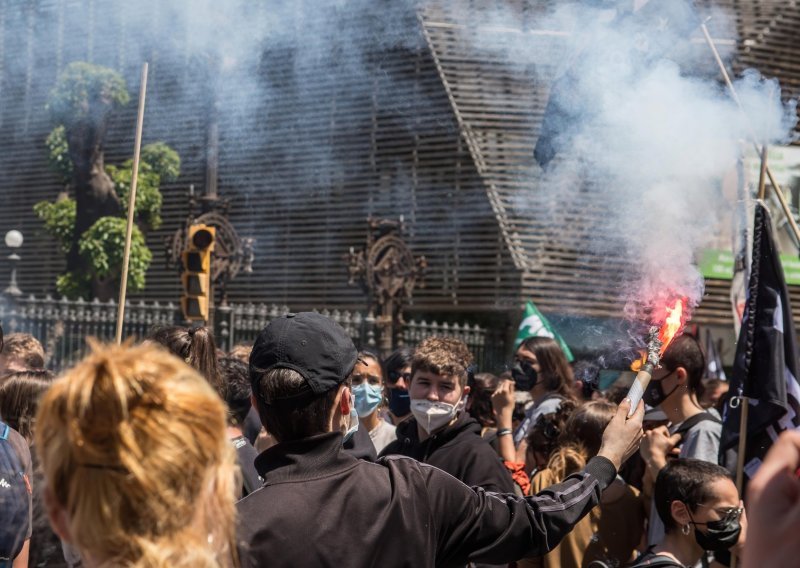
left=0, top=294, right=505, bottom=372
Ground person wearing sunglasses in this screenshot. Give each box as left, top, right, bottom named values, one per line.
left=630, top=458, right=746, bottom=568
left=382, top=347, right=414, bottom=425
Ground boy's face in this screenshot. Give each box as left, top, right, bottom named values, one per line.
left=409, top=369, right=467, bottom=406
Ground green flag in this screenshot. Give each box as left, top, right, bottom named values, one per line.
left=515, top=301, right=574, bottom=362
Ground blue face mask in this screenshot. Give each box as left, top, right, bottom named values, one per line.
left=352, top=382, right=383, bottom=418
left=343, top=392, right=359, bottom=443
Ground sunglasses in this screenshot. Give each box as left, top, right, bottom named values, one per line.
left=388, top=371, right=412, bottom=384
left=694, top=503, right=743, bottom=524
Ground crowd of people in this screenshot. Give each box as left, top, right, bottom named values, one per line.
left=0, top=314, right=797, bottom=567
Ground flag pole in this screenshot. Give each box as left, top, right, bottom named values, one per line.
left=729, top=151, right=768, bottom=568
left=115, top=62, right=149, bottom=345
left=700, top=23, right=800, bottom=245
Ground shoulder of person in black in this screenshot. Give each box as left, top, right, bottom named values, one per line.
left=237, top=430, right=617, bottom=568
left=380, top=412, right=515, bottom=494
left=627, top=547, right=687, bottom=568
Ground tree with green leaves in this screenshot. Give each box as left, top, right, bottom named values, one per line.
left=35, top=62, right=180, bottom=300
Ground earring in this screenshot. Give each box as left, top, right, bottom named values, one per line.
left=682, top=524, right=691, bottom=536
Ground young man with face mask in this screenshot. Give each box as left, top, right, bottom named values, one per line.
left=380, top=337, right=516, bottom=493
left=238, top=312, right=647, bottom=567
left=638, top=335, right=722, bottom=547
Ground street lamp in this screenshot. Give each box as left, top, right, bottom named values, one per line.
left=4, top=230, right=23, bottom=297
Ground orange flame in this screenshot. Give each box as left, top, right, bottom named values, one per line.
left=657, top=298, right=685, bottom=355
left=630, top=298, right=687, bottom=371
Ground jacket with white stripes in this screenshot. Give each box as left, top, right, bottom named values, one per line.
left=236, top=431, right=617, bottom=568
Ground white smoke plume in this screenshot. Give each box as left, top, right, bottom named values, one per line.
left=468, top=0, right=797, bottom=324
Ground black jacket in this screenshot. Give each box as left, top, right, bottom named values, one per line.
left=237, top=431, right=617, bottom=568
left=380, top=412, right=515, bottom=493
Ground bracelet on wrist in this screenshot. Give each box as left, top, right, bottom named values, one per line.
left=497, top=428, right=512, bottom=437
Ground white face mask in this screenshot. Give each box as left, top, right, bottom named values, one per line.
left=410, top=397, right=466, bottom=434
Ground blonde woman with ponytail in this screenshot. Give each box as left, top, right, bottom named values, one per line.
left=522, top=401, right=645, bottom=568
left=34, top=341, right=239, bottom=568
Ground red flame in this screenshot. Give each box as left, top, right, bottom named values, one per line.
left=631, top=297, right=687, bottom=371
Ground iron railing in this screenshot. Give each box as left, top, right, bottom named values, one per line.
left=0, top=294, right=505, bottom=372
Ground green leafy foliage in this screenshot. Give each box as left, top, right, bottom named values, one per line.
left=46, top=62, right=130, bottom=126
left=38, top=62, right=180, bottom=299
left=45, top=126, right=72, bottom=183
left=78, top=216, right=152, bottom=290
left=140, top=142, right=181, bottom=183
left=107, top=162, right=163, bottom=230
left=106, top=143, right=180, bottom=231
left=33, top=198, right=76, bottom=253
left=55, top=271, right=90, bottom=299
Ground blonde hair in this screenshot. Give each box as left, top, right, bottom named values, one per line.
left=35, top=341, right=239, bottom=568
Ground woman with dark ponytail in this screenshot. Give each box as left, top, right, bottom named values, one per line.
left=147, top=326, right=223, bottom=397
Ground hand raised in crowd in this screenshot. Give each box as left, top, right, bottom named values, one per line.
left=491, top=378, right=515, bottom=430
left=640, top=425, right=682, bottom=473
left=491, top=379, right=518, bottom=464
left=743, top=430, right=800, bottom=568
left=597, top=398, right=644, bottom=471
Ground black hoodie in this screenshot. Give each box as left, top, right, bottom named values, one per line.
left=237, top=431, right=617, bottom=568
left=380, top=412, right=515, bottom=494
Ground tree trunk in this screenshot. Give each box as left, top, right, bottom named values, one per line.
left=65, top=108, right=121, bottom=300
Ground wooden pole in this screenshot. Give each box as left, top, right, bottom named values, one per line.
left=115, top=62, right=149, bottom=345
left=757, top=145, right=768, bottom=201
left=700, top=23, right=800, bottom=244
left=734, top=398, right=750, bottom=493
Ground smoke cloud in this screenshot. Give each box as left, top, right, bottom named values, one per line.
left=464, top=0, right=797, bottom=324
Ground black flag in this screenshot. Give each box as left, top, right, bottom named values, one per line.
left=720, top=203, right=800, bottom=478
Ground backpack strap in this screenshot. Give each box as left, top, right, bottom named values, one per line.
left=673, top=412, right=721, bottom=440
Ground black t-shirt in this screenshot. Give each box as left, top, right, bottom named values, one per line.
left=231, top=436, right=262, bottom=498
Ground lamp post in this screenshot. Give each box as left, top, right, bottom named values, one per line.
left=4, top=230, right=23, bottom=297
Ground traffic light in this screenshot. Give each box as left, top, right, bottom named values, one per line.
left=181, top=224, right=215, bottom=321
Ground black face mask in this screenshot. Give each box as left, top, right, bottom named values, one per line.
left=511, top=360, right=538, bottom=391
left=690, top=512, right=742, bottom=552
left=387, top=387, right=411, bottom=417
left=642, top=371, right=680, bottom=407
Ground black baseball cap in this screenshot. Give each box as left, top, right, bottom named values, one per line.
left=249, top=312, right=358, bottom=402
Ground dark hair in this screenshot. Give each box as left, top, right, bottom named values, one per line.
left=219, top=357, right=252, bottom=427
left=527, top=399, right=577, bottom=465
left=467, top=373, right=500, bottom=428
left=572, top=360, right=600, bottom=400
left=0, top=371, right=52, bottom=442
left=251, top=367, right=347, bottom=443
left=517, top=337, right=574, bottom=399
left=655, top=458, right=733, bottom=532
left=1, top=332, right=45, bottom=370
left=383, top=347, right=413, bottom=384
left=660, top=335, right=705, bottom=400
left=357, top=350, right=383, bottom=374
left=147, top=326, right=222, bottom=397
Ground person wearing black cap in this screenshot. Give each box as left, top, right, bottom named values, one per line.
left=238, top=312, right=646, bottom=567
